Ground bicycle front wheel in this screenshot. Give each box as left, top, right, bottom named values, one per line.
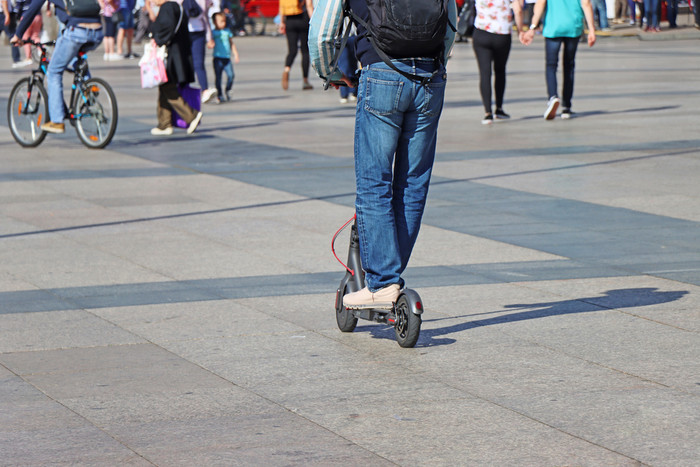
left=7, top=77, right=48, bottom=147
left=72, top=77, right=118, bottom=149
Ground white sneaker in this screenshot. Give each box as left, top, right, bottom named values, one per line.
left=15, top=59, right=34, bottom=68
left=109, top=53, right=124, bottom=61
left=343, top=284, right=400, bottom=310
left=201, top=88, right=217, bottom=104
left=339, top=97, right=349, bottom=104
left=544, top=96, right=560, bottom=120
left=187, top=111, right=203, bottom=134
left=151, top=126, right=173, bottom=136
left=349, top=95, right=357, bottom=102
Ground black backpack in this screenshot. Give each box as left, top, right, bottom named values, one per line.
left=346, top=0, right=453, bottom=84
left=64, top=0, right=101, bottom=17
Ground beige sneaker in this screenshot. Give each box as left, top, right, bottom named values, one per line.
left=343, top=284, right=400, bottom=310
left=41, top=122, right=65, bottom=134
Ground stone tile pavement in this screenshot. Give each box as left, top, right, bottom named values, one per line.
left=0, top=31, right=698, bottom=466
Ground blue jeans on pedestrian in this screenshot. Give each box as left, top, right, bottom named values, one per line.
left=593, top=0, right=610, bottom=28
left=47, top=26, right=103, bottom=123
left=666, top=0, right=678, bottom=26
left=213, top=57, right=234, bottom=99
left=190, top=30, right=208, bottom=90
left=643, top=0, right=660, bottom=27
left=354, top=59, right=446, bottom=291
left=545, top=36, right=578, bottom=110
left=339, top=36, right=358, bottom=99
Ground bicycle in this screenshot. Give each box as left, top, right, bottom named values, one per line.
left=7, top=40, right=118, bottom=149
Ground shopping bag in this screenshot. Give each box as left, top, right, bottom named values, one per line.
left=139, top=41, right=168, bottom=88
left=172, top=85, right=201, bottom=128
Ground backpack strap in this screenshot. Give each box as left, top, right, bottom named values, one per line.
left=323, top=10, right=356, bottom=90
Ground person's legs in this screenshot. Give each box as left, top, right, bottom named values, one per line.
left=223, top=60, right=234, bottom=93
left=643, top=0, right=655, bottom=28
left=284, top=16, right=301, bottom=68
left=299, top=21, right=310, bottom=79
left=392, top=60, right=445, bottom=274
left=338, top=35, right=358, bottom=99
left=116, top=15, right=126, bottom=54
left=544, top=37, right=561, bottom=100
left=593, top=0, right=610, bottom=28
left=22, top=16, right=42, bottom=59
left=627, top=0, right=636, bottom=22
left=472, top=29, right=494, bottom=115
left=695, top=0, right=700, bottom=26
left=190, top=30, right=208, bottom=90
left=666, top=0, right=677, bottom=27
left=561, top=36, right=579, bottom=110
left=213, top=57, right=225, bottom=100
left=157, top=81, right=197, bottom=129
left=492, top=33, right=511, bottom=111
left=46, top=26, right=102, bottom=126
left=353, top=60, right=444, bottom=291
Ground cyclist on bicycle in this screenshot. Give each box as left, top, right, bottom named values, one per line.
left=11, top=0, right=104, bottom=134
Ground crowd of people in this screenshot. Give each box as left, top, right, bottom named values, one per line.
left=0, top=0, right=697, bottom=135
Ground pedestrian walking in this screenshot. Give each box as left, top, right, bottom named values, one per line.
left=472, top=0, right=524, bottom=124
left=279, top=0, right=312, bottom=90
left=149, top=0, right=203, bottom=135
left=209, top=11, right=239, bottom=103
left=520, top=0, right=596, bottom=120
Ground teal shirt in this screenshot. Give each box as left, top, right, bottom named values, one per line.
left=543, top=0, right=584, bottom=38
left=212, top=29, right=233, bottom=58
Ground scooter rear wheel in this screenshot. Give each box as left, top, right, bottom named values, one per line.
left=394, top=295, right=421, bottom=348
left=336, top=286, right=358, bottom=333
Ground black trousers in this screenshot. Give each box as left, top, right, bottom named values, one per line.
left=472, top=28, right=512, bottom=114
left=284, top=13, right=310, bottom=78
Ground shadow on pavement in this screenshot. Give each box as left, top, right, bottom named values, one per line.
left=360, top=288, right=688, bottom=347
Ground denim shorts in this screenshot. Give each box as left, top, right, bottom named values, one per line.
left=118, top=8, right=135, bottom=29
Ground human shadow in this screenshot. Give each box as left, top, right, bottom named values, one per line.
left=358, top=288, right=688, bottom=347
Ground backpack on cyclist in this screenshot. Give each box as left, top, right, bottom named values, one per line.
left=64, top=0, right=101, bottom=18
left=182, top=0, right=203, bottom=18
left=324, top=0, right=453, bottom=87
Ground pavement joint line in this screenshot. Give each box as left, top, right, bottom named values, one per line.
left=320, top=325, right=653, bottom=466
left=0, top=360, right=158, bottom=466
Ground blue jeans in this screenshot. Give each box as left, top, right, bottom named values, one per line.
left=666, top=0, right=678, bottom=26
left=338, top=36, right=358, bottom=99
left=47, top=26, right=103, bottom=123
left=190, top=30, right=208, bottom=90
left=593, top=0, right=610, bottom=28
left=213, top=57, right=234, bottom=99
left=545, top=37, right=578, bottom=110
left=643, top=0, right=660, bottom=27
left=354, top=59, right=446, bottom=291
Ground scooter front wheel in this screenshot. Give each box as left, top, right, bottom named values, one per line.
left=335, top=285, right=358, bottom=333
left=394, top=294, right=421, bottom=348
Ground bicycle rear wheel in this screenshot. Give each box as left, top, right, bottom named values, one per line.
left=72, top=77, right=118, bottom=149
left=7, top=77, right=48, bottom=147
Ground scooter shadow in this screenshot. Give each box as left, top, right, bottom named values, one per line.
left=354, top=288, right=688, bottom=348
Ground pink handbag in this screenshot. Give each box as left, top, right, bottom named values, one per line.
left=139, top=41, right=168, bottom=88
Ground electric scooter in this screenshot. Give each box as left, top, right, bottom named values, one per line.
left=333, top=216, right=423, bottom=348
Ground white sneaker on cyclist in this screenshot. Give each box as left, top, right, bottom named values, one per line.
left=151, top=126, right=173, bottom=136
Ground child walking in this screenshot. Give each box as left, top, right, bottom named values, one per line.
left=209, top=12, right=240, bottom=104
